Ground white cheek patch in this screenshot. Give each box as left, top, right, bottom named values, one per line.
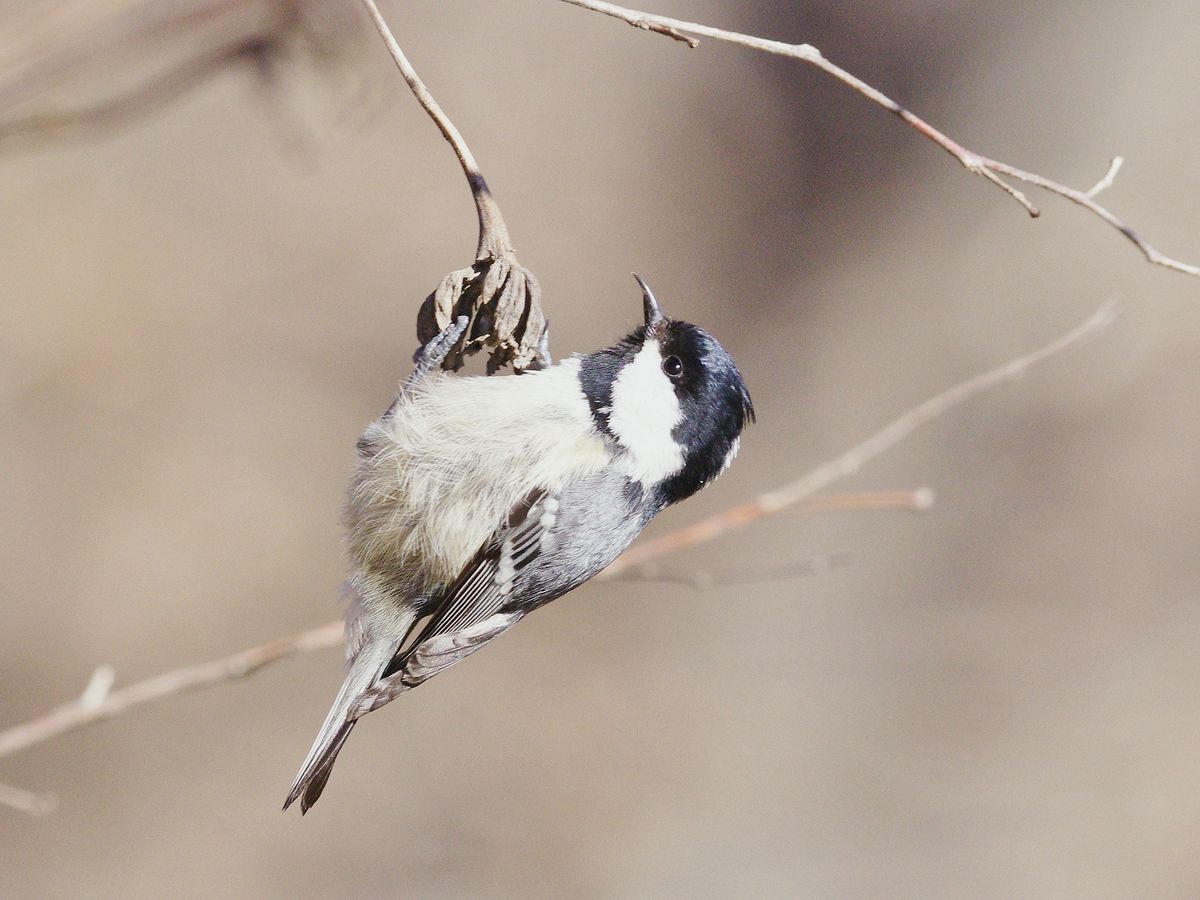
left=608, top=338, right=685, bottom=484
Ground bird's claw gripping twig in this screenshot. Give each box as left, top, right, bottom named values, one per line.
left=407, top=315, right=468, bottom=389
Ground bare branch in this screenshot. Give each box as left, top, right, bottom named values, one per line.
left=0, top=622, right=343, bottom=762
left=611, top=551, right=852, bottom=589
left=359, top=0, right=547, bottom=371
left=605, top=301, right=1116, bottom=574
left=358, top=0, right=506, bottom=257
left=559, top=0, right=1199, bottom=277
left=1086, top=156, right=1124, bottom=199
left=0, top=307, right=1113, bottom=777
left=986, top=158, right=1198, bottom=275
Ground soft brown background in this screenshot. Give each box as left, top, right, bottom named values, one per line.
left=3, top=1, right=1200, bottom=897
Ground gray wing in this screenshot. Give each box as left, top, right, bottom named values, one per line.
left=406, top=488, right=558, bottom=642
left=354, top=470, right=649, bottom=717
left=353, top=488, right=561, bottom=715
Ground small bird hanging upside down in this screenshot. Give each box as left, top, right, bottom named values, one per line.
left=285, top=276, right=754, bottom=813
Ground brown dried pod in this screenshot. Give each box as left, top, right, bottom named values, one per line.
left=417, top=251, right=546, bottom=373
left=351, top=1, right=552, bottom=375
left=411, top=161, right=549, bottom=372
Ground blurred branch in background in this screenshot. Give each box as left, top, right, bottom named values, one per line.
left=0, top=302, right=1115, bottom=811
left=0, top=783, right=57, bottom=817
left=0, top=36, right=274, bottom=146
left=613, top=551, right=854, bottom=590
left=0, top=0, right=367, bottom=150
left=561, top=0, right=1200, bottom=276
left=0, top=622, right=346, bottom=779
left=0, top=493, right=911, bottom=790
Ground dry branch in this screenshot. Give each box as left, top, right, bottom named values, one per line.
left=360, top=0, right=547, bottom=372
left=0, top=622, right=343, bottom=762
left=0, top=302, right=1114, bottom=803
left=0, top=1, right=365, bottom=150
left=559, top=0, right=1199, bottom=277
left=608, top=301, right=1115, bottom=573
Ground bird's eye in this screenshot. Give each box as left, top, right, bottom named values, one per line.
left=662, top=355, right=684, bottom=380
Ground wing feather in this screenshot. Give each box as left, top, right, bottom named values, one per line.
left=382, top=487, right=558, bottom=677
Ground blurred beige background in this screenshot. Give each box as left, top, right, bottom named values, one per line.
left=3, top=1, right=1200, bottom=897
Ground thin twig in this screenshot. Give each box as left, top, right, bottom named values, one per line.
left=559, top=0, right=1199, bottom=276
left=0, top=622, right=343, bottom=762
left=985, top=157, right=1197, bottom=274
left=0, top=306, right=1113, bottom=785
left=1086, top=156, right=1124, bottom=199
left=605, top=301, right=1117, bottom=574
left=359, top=0, right=547, bottom=371
left=612, top=551, right=852, bottom=589
left=358, top=0, right=509, bottom=259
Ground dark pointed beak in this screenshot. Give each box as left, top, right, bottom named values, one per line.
left=633, top=273, right=665, bottom=327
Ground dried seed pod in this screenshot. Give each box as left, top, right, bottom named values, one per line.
left=416, top=251, right=548, bottom=373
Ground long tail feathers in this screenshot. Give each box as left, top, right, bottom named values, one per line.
left=284, top=639, right=397, bottom=814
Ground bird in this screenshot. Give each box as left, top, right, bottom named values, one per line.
left=284, top=276, right=754, bottom=813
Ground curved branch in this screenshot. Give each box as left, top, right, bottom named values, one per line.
left=0, top=37, right=272, bottom=152
left=359, top=0, right=546, bottom=371
left=358, top=0, right=511, bottom=259
left=559, top=0, right=1199, bottom=277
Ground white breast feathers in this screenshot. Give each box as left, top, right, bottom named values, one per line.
left=347, top=359, right=610, bottom=601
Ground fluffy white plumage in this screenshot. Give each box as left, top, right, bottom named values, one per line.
left=346, top=358, right=611, bottom=637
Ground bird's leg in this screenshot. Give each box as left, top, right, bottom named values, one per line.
left=373, top=317, right=470, bottom=423
left=406, top=315, right=469, bottom=391
left=525, top=320, right=553, bottom=371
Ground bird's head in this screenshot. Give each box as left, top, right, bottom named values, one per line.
left=578, top=276, right=754, bottom=507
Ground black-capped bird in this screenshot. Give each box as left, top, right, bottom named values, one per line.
left=285, top=277, right=753, bottom=812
